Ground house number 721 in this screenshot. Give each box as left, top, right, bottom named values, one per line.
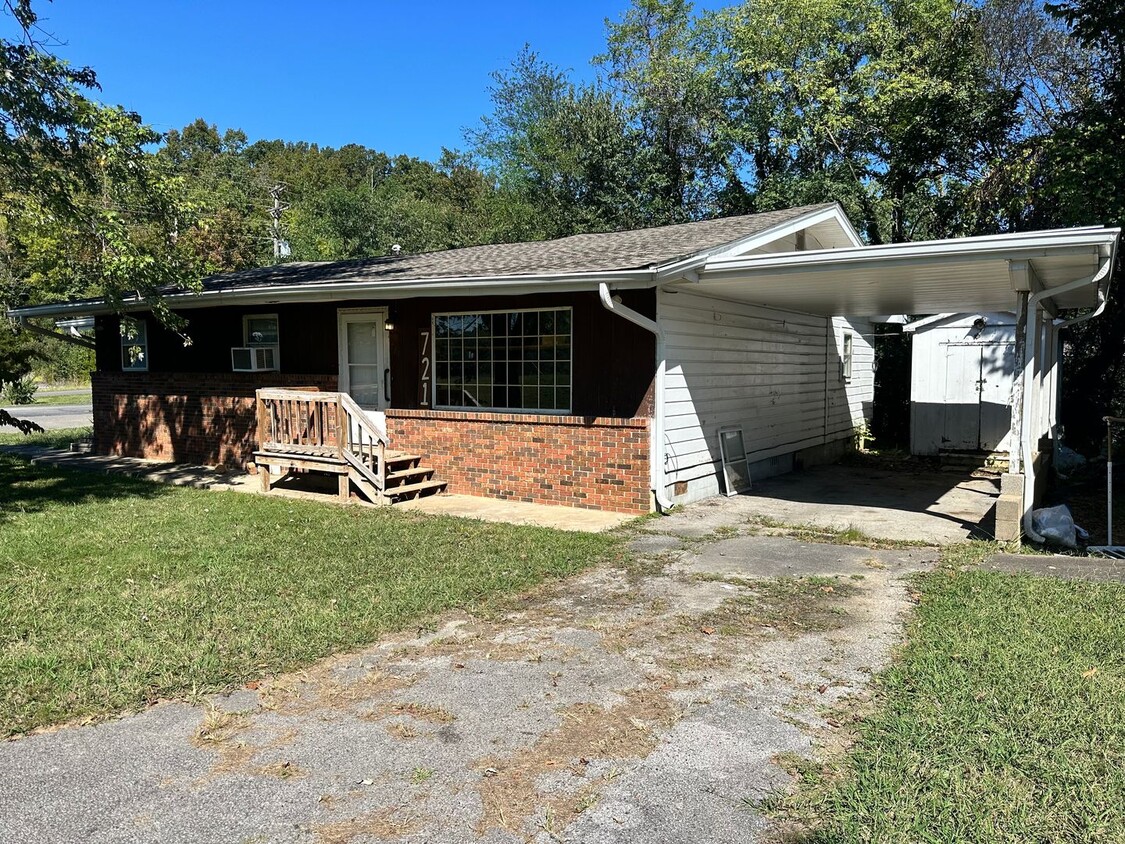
left=419, top=329, right=431, bottom=407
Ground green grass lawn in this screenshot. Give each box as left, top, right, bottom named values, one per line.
left=0, top=454, right=623, bottom=736
left=781, top=564, right=1125, bottom=842
left=30, top=390, right=92, bottom=407
left=0, top=426, right=91, bottom=449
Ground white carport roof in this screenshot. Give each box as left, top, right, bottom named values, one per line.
left=690, top=226, right=1120, bottom=317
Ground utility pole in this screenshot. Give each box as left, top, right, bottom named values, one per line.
left=268, top=183, right=290, bottom=261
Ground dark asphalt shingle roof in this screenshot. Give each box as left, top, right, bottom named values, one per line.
left=198, top=204, right=832, bottom=291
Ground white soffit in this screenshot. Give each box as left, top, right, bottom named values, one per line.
left=692, top=227, right=1120, bottom=317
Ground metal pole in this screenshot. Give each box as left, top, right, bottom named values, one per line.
left=1108, top=417, right=1114, bottom=547
left=1105, top=416, right=1125, bottom=546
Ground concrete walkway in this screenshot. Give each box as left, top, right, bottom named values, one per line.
left=399, top=493, right=632, bottom=532
left=981, top=552, right=1125, bottom=583
left=0, top=509, right=936, bottom=844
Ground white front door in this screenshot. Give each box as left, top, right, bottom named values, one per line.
left=338, top=309, right=390, bottom=427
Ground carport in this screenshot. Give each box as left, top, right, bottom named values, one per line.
left=665, top=225, right=1121, bottom=541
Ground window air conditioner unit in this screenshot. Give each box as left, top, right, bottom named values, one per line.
left=231, top=345, right=279, bottom=372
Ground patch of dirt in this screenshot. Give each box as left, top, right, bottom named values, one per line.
left=372, top=701, right=456, bottom=724
left=255, top=759, right=305, bottom=780
left=695, top=577, right=860, bottom=638
left=473, top=685, right=680, bottom=839
left=191, top=708, right=300, bottom=783
left=258, top=663, right=416, bottom=717
left=312, top=806, right=421, bottom=844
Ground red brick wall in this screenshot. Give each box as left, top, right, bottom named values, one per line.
left=91, top=372, right=337, bottom=467
left=386, top=409, right=651, bottom=513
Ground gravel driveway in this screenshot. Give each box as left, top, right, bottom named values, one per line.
left=0, top=510, right=936, bottom=844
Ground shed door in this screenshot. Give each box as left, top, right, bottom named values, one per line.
left=942, top=342, right=1015, bottom=452
left=979, top=343, right=1015, bottom=451
left=943, top=344, right=983, bottom=450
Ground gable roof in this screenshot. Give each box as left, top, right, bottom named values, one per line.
left=6, top=203, right=848, bottom=318
left=192, top=203, right=834, bottom=294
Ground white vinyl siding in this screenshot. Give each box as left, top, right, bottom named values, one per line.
left=659, top=288, right=873, bottom=502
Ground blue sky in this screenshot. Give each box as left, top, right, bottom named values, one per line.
left=7, top=1, right=666, bottom=160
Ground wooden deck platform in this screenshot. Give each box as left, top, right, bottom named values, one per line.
left=254, top=389, right=446, bottom=505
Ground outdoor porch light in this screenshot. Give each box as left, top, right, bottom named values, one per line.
left=384, top=306, right=397, bottom=332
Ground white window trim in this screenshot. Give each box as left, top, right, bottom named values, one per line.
left=431, top=306, right=573, bottom=414
left=242, top=313, right=280, bottom=370
left=842, top=332, right=854, bottom=383
left=121, top=318, right=148, bottom=372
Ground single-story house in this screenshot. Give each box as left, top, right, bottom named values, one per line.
left=8, top=204, right=1119, bottom=541
left=905, top=312, right=1018, bottom=458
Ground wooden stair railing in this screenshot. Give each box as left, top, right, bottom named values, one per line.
left=255, top=388, right=388, bottom=503
left=254, top=388, right=445, bottom=505
left=337, top=391, right=390, bottom=503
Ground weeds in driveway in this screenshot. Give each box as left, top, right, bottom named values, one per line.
left=694, top=576, right=859, bottom=637
left=743, top=515, right=933, bottom=550
left=0, top=454, right=624, bottom=736
left=773, top=564, right=1125, bottom=842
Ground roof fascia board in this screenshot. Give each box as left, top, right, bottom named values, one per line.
left=6, top=270, right=658, bottom=319
left=701, top=228, right=1121, bottom=277
left=653, top=203, right=860, bottom=281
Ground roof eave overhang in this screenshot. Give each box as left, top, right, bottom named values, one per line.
left=689, top=227, right=1121, bottom=317
left=6, top=269, right=659, bottom=320
left=703, top=227, right=1119, bottom=276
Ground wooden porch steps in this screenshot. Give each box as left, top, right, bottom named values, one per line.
left=254, top=447, right=447, bottom=504
left=253, top=389, right=447, bottom=506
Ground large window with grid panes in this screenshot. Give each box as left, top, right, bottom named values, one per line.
left=433, top=308, right=572, bottom=412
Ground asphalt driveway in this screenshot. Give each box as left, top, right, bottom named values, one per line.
left=0, top=503, right=935, bottom=844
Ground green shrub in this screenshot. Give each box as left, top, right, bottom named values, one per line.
left=1, top=376, right=38, bottom=405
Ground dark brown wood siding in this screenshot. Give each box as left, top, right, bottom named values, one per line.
left=94, top=289, right=656, bottom=419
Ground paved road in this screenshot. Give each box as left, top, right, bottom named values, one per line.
left=1, top=403, right=92, bottom=431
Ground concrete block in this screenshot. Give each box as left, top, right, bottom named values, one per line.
left=1000, top=472, right=1024, bottom=496
left=995, top=492, right=1024, bottom=542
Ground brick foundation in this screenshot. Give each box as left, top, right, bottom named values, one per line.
left=91, top=372, right=338, bottom=467
left=386, top=408, right=652, bottom=513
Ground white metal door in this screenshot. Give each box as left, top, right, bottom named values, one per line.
left=942, top=344, right=983, bottom=450
left=338, top=309, right=390, bottom=431
left=979, top=343, right=1015, bottom=451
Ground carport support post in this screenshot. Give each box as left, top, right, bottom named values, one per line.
left=996, top=290, right=1029, bottom=542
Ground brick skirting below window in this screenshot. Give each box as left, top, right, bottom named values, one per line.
left=91, top=372, right=338, bottom=467
left=386, top=408, right=651, bottom=513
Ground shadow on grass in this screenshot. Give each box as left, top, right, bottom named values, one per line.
left=0, top=454, right=171, bottom=524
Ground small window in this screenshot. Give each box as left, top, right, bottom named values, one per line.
left=842, top=333, right=854, bottom=382
left=244, top=314, right=279, bottom=346
left=239, top=313, right=279, bottom=371
left=121, top=318, right=148, bottom=371
left=433, top=307, right=572, bottom=412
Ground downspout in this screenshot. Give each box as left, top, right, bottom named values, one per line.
left=1022, top=259, right=1112, bottom=541
left=598, top=283, right=675, bottom=511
